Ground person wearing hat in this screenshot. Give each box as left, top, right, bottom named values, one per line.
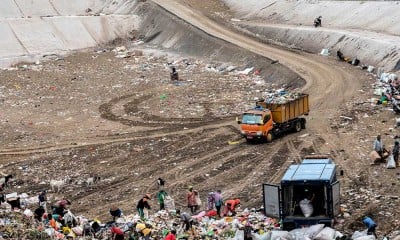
left=52, top=198, right=71, bottom=217
left=186, top=186, right=197, bottom=214
left=137, top=194, right=151, bottom=220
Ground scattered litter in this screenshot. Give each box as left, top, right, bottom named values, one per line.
left=320, top=48, right=330, bottom=56
left=236, top=67, right=254, bottom=75
left=367, top=66, right=375, bottom=73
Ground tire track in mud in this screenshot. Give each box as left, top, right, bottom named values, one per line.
left=0, top=122, right=238, bottom=156
left=0, top=92, right=240, bottom=156
left=99, top=93, right=231, bottom=128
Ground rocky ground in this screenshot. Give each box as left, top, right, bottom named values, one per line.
left=1, top=0, right=400, bottom=237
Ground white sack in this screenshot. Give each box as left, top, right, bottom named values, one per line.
left=314, top=227, right=336, bottom=240
left=299, top=199, right=314, bottom=217
left=271, top=230, right=293, bottom=240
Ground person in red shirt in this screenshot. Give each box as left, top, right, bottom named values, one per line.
left=186, top=186, right=197, bottom=214
left=223, top=198, right=240, bottom=216
left=111, top=226, right=124, bottom=240
left=165, top=229, right=176, bottom=240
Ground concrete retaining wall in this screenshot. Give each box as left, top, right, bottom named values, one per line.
left=0, top=0, right=140, bottom=68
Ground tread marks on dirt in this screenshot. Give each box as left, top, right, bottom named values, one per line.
left=99, top=93, right=231, bottom=128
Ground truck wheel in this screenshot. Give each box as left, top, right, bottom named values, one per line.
left=266, top=132, right=273, bottom=143
left=295, top=121, right=302, bottom=132
left=301, top=120, right=306, bottom=129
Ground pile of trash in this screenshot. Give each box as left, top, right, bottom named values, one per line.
left=0, top=189, right=388, bottom=240
left=261, top=89, right=304, bottom=104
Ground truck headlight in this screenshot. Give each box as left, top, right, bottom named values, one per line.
left=240, top=130, right=245, bottom=135
left=256, top=131, right=262, bottom=136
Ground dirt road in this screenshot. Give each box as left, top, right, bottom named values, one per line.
left=2, top=0, right=397, bottom=233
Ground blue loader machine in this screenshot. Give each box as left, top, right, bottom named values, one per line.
left=263, top=155, right=340, bottom=230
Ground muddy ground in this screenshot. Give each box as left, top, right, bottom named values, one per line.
left=1, top=0, right=400, bottom=236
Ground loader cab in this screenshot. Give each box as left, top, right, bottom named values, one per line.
left=263, top=157, right=340, bottom=230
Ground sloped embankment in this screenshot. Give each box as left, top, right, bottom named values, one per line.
left=136, top=1, right=303, bottom=88
left=223, top=0, right=400, bottom=71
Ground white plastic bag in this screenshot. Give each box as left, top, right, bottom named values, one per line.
left=271, top=230, right=293, bottom=240
left=314, top=227, right=335, bottom=240
left=195, top=195, right=202, bottom=206
left=234, top=230, right=244, bottom=240
left=299, top=199, right=314, bottom=217
left=305, top=224, right=324, bottom=239
left=253, top=232, right=272, bottom=240
left=165, top=196, right=175, bottom=210
left=290, top=228, right=310, bottom=240
left=355, top=236, right=376, bottom=240
left=23, top=209, right=33, bottom=218
left=387, top=154, right=396, bottom=169
left=351, top=230, right=368, bottom=239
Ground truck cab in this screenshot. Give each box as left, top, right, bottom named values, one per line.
left=238, top=107, right=274, bottom=142
left=263, top=156, right=340, bottom=230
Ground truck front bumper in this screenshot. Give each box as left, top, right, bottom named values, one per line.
left=241, top=132, right=263, bottom=139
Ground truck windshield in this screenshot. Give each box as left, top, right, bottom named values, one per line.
left=242, top=113, right=262, bottom=124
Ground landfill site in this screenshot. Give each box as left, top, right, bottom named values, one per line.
left=1, top=0, right=400, bottom=239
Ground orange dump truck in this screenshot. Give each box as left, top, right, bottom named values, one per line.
left=237, top=93, right=309, bottom=142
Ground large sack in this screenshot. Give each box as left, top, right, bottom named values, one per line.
left=314, top=227, right=335, bottom=240
left=299, top=199, right=314, bottom=217
left=290, top=228, right=311, bottom=240
left=392, top=235, right=400, bottom=240
left=387, top=154, right=396, bottom=169
left=354, top=236, right=376, bottom=240
left=334, top=231, right=344, bottom=239
left=351, top=230, right=368, bottom=240
left=306, top=224, right=324, bottom=239
left=23, top=209, right=33, bottom=218
left=72, top=226, right=83, bottom=236
left=165, top=196, right=175, bottom=210
left=253, top=232, right=272, bottom=240
left=271, top=230, right=293, bottom=240
left=234, top=230, right=244, bottom=240
left=370, top=151, right=381, bottom=163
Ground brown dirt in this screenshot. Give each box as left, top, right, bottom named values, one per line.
left=0, top=0, right=399, bottom=236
